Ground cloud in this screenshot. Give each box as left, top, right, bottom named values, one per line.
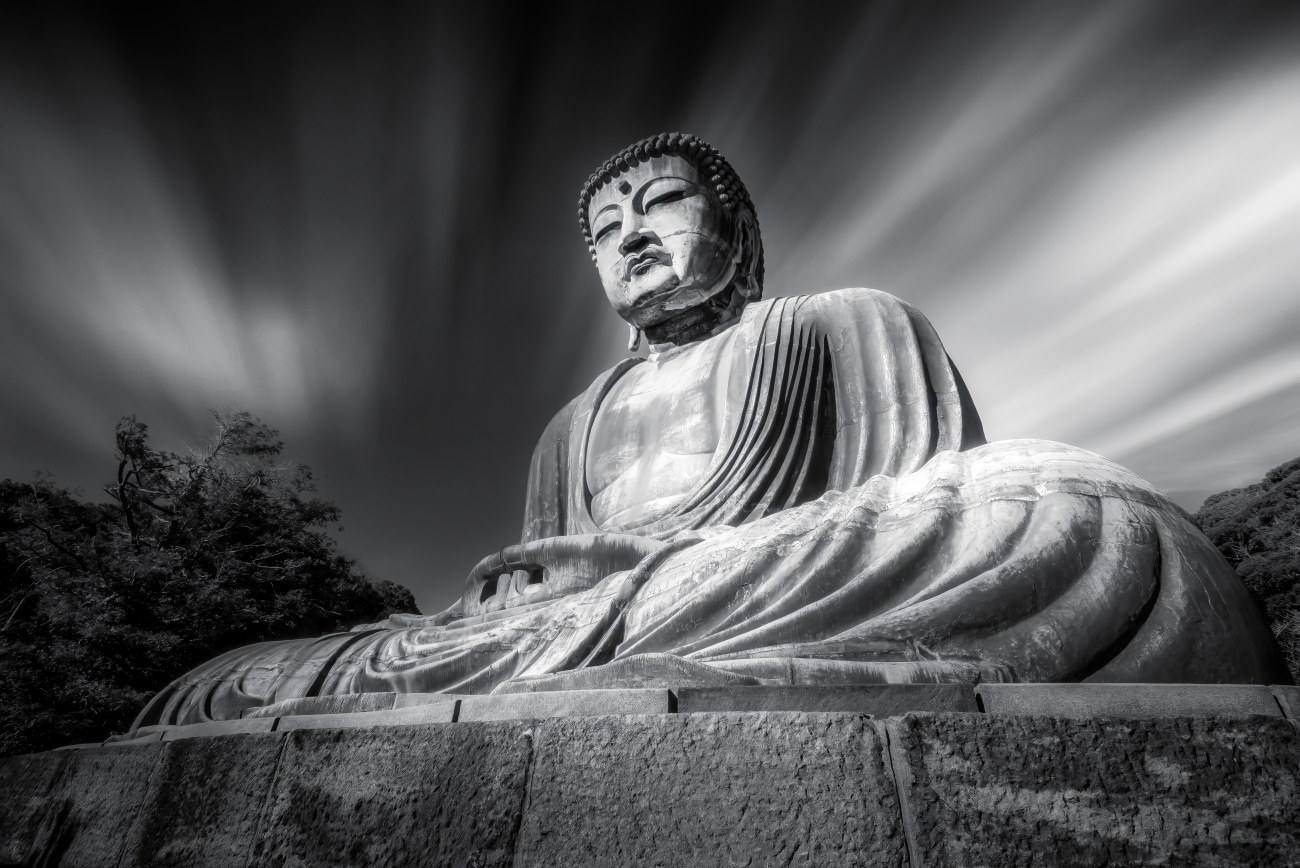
left=2, top=3, right=1297, bottom=611
left=0, top=43, right=381, bottom=443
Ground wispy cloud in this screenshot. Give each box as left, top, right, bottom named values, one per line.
left=1, top=3, right=1296, bottom=608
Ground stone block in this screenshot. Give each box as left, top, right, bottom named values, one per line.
left=393, top=691, right=463, bottom=708
left=275, top=699, right=457, bottom=731
left=103, top=731, right=165, bottom=747
left=976, top=682, right=1282, bottom=718
left=162, top=717, right=278, bottom=741
left=886, top=713, right=1300, bottom=867
left=495, top=652, right=759, bottom=692
left=252, top=720, right=534, bottom=867
left=676, top=683, right=977, bottom=715
left=457, top=687, right=671, bottom=721
left=1272, top=685, right=1300, bottom=721
left=0, top=751, right=69, bottom=865
left=43, top=742, right=165, bottom=866
left=244, top=692, right=398, bottom=719
left=119, top=732, right=286, bottom=866
left=514, top=712, right=906, bottom=867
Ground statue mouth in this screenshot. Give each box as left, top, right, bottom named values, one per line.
left=623, top=249, right=670, bottom=279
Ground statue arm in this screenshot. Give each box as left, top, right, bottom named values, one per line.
left=519, top=395, right=583, bottom=544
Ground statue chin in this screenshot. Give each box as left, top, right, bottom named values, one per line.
left=618, top=253, right=742, bottom=343
left=637, top=284, right=748, bottom=347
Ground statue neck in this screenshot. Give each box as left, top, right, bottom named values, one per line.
left=642, top=286, right=748, bottom=350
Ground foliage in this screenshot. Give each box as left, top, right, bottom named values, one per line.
left=0, top=411, right=416, bottom=756
left=1194, top=456, right=1300, bottom=682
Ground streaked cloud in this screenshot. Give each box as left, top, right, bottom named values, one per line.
left=1, top=2, right=1296, bottom=609
left=0, top=34, right=386, bottom=451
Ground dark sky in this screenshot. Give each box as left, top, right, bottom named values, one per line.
left=2, top=1, right=1299, bottom=614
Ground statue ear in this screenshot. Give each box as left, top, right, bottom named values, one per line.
left=730, top=208, right=761, bottom=300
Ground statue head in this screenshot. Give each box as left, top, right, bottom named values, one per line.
left=579, top=133, right=764, bottom=344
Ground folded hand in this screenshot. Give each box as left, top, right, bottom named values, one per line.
left=464, top=533, right=666, bottom=612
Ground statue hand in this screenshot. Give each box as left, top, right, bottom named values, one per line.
left=464, top=534, right=666, bottom=612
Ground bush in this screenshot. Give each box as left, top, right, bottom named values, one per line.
left=1194, top=456, right=1300, bottom=682
left=0, top=411, right=416, bottom=755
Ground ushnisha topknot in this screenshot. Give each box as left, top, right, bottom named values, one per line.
left=578, top=132, right=764, bottom=291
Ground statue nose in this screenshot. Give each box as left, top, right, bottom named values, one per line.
left=619, top=224, right=655, bottom=256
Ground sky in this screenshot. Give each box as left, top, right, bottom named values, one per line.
left=2, top=1, right=1298, bottom=614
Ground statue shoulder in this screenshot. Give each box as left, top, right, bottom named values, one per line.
left=758, top=288, right=926, bottom=330
left=536, top=393, right=583, bottom=449
left=804, top=287, right=916, bottom=313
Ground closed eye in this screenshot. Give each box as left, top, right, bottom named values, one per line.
left=645, top=189, right=690, bottom=209
left=594, top=221, right=620, bottom=243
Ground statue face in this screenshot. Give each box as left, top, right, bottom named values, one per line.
left=587, top=155, right=736, bottom=329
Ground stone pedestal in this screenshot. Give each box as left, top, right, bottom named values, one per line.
left=3, top=684, right=1298, bottom=867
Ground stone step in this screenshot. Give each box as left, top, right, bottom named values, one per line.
left=976, top=682, right=1284, bottom=718
left=675, top=683, right=977, bottom=715
left=457, top=687, right=672, bottom=721
left=77, top=682, right=1300, bottom=748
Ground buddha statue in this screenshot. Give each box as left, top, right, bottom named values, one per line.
left=135, top=133, right=1287, bottom=727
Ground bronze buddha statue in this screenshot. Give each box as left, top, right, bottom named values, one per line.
left=135, top=133, right=1286, bottom=728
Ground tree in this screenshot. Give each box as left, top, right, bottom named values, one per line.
left=1194, top=456, right=1300, bottom=683
left=0, top=411, right=416, bottom=756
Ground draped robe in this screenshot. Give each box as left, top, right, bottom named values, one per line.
left=134, top=289, right=1287, bottom=727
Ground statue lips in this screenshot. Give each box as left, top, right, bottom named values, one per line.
left=622, top=248, right=671, bottom=280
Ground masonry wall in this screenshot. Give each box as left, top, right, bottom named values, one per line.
left=3, top=685, right=1299, bottom=867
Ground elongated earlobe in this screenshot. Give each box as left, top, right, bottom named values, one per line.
left=732, top=210, right=761, bottom=300
left=627, top=324, right=642, bottom=353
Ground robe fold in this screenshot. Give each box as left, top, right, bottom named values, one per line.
left=133, top=290, right=1287, bottom=728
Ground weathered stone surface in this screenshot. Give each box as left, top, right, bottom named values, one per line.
left=6, top=706, right=1300, bottom=866
left=245, top=692, right=399, bottom=719
left=515, top=712, right=906, bottom=867
left=162, top=717, right=278, bottom=740
left=887, top=714, right=1300, bottom=867
left=0, top=751, right=69, bottom=865
left=676, top=684, right=977, bottom=715
left=275, top=699, right=457, bottom=731
left=457, top=687, right=671, bottom=721
left=976, top=683, right=1282, bottom=718
left=120, top=732, right=286, bottom=866
left=252, top=721, right=533, bottom=867
left=44, top=743, right=165, bottom=866
left=0, top=750, right=68, bottom=799
left=1272, top=685, right=1300, bottom=721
